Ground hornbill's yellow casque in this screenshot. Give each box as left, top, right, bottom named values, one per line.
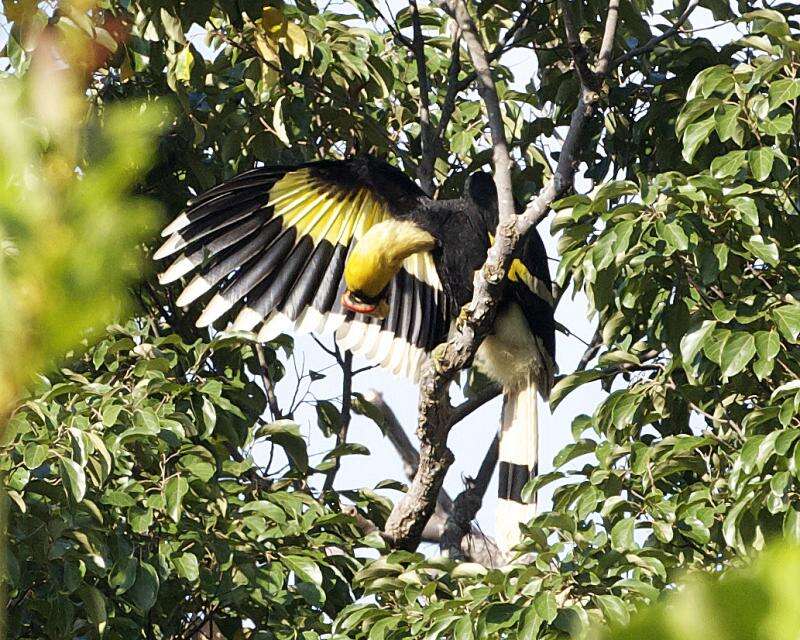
left=155, top=155, right=555, bottom=550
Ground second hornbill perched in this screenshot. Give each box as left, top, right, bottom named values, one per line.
left=155, top=155, right=555, bottom=550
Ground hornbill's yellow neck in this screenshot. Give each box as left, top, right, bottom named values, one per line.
left=343, top=219, right=435, bottom=315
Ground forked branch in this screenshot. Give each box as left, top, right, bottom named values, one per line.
left=382, top=0, right=622, bottom=551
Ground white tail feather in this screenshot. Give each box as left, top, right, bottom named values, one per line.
left=495, top=375, right=539, bottom=554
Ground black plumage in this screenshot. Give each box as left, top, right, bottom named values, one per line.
left=156, top=154, right=556, bottom=549
left=156, top=154, right=555, bottom=377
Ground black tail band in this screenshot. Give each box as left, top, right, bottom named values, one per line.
left=498, top=461, right=537, bottom=503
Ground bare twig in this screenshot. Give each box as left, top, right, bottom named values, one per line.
left=410, top=0, right=436, bottom=195
left=383, top=0, right=620, bottom=551
left=448, top=383, right=502, bottom=427
left=256, top=344, right=283, bottom=420
left=322, top=351, right=353, bottom=492
left=611, top=0, right=700, bottom=69
left=439, top=434, right=499, bottom=558
left=361, top=0, right=414, bottom=50
left=575, top=327, right=603, bottom=372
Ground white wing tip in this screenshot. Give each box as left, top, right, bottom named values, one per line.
left=161, top=213, right=191, bottom=237
left=153, top=234, right=182, bottom=260
left=196, top=294, right=231, bottom=327
left=232, top=307, right=263, bottom=332
left=257, top=313, right=292, bottom=343
left=175, top=275, right=212, bottom=306
left=158, top=256, right=197, bottom=285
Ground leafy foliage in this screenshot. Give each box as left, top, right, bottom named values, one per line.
left=2, top=1, right=800, bottom=639
left=0, top=29, right=164, bottom=417
left=606, top=543, right=800, bottom=640
left=3, top=322, right=376, bottom=639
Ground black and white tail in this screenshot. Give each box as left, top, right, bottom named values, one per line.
left=495, top=375, right=539, bottom=553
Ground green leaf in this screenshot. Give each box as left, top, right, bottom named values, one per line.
left=316, top=400, right=342, bottom=437
left=283, top=555, right=323, bottom=586
left=549, top=369, right=605, bottom=410
left=743, top=234, right=779, bottom=266
left=759, top=113, right=793, bottom=136
left=729, top=196, right=759, bottom=226
left=109, top=557, right=138, bottom=594
left=680, top=321, right=716, bottom=365
left=159, top=8, right=186, bottom=43
left=78, top=583, right=107, bottom=634
left=656, top=221, right=689, bottom=252
left=768, top=78, right=800, bottom=110
left=595, top=594, right=630, bottom=627
left=261, top=420, right=309, bottom=472
left=711, top=150, right=747, bottom=179
left=773, top=305, right=800, bottom=342
left=173, top=552, right=199, bottom=581
left=175, top=46, right=194, bottom=82
left=454, top=616, right=475, bottom=640
left=748, top=147, right=775, bottom=182
left=273, top=95, right=291, bottom=146
left=783, top=508, right=800, bottom=543
left=719, top=332, right=756, bottom=377
left=676, top=98, right=720, bottom=136
left=682, top=118, right=716, bottom=163
left=754, top=330, right=780, bottom=378
left=534, top=592, right=557, bottom=624
left=610, top=517, right=635, bottom=551
left=23, top=443, right=48, bottom=469
left=129, top=561, right=159, bottom=612
left=101, top=403, right=124, bottom=427
left=715, top=103, right=743, bottom=143
left=164, top=475, right=189, bottom=523
left=59, top=458, right=86, bottom=502
left=517, top=608, right=542, bottom=640
left=200, top=396, right=216, bottom=437
left=687, top=65, right=733, bottom=100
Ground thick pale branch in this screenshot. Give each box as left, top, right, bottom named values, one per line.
left=364, top=390, right=453, bottom=514
left=364, top=390, right=500, bottom=565
left=383, top=0, right=621, bottom=551
left=596, top=0, right=620, bottom=76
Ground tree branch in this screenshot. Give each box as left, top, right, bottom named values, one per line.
left=432, top=2, right=536, bottom=177
left=439, top=434, right=498, bottom=559
left=596, top=0, right=620, bottom=76
left=448, top=383, right=501, bottom=427
left=256, top=344, right=283, bottom=420
left=363, top=390, right=453, bottom=514
left=364, top=390, right=501, bottom=566
left=575, top=327, right=603, bottom=372
left=611, top=0, right=700, bottom=69
left=410, top=0, right=436, bottom=195
left=383, top=0, right=621, bottom=551
left=323, top=350, right=353, bottom=492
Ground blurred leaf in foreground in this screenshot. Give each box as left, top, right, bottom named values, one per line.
left=605, top=544, right=800, bottom=640
left=0, top=28, right=165, bottom=420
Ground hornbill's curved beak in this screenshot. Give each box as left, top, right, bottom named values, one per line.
left=342, top=290, right=389, bottom=318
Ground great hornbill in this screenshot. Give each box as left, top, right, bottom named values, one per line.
left=155, top=155, right=555, bottom=550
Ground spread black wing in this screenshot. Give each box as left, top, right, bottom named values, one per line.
left=155, top=156, right=452, bottom=380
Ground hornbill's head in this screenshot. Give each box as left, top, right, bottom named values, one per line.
left=342, top=219, right=435, bottom=317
